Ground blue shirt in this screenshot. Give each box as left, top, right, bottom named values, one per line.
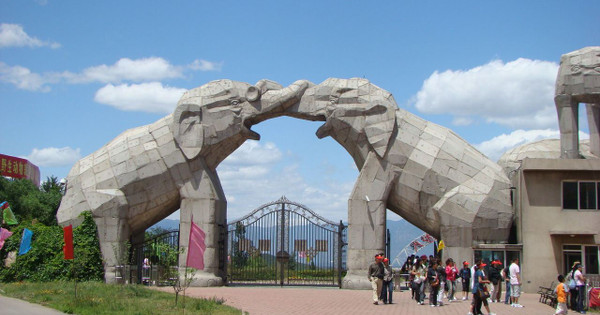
left=472, top=270, right=484, bottom=294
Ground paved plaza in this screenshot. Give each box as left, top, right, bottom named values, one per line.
left=158, top=286, right=558, bottom=315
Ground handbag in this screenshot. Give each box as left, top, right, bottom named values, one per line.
left=479, top=286, right=490, bottom=299
left=568, top=278, right=576, bottom=289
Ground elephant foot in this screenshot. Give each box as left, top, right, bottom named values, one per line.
left=341, top=270, right=372, bottom=290
left=183, top=269, right=224, bottom=287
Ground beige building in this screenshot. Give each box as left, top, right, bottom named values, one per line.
left=499, top=139, right=600, bottom=292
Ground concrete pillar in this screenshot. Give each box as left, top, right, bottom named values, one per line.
left=555, top=95, right=580, bottom=158
left=586, top=103, right=600, bottom=156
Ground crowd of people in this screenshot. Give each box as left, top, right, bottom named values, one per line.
left=369, top=253, right=526, bottom=315
left=558, top=261, right=588, bottom=314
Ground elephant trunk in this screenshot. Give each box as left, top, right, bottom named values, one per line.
left=247, top=80, right=315, bottom=125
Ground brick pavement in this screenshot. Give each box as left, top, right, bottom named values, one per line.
left=156, top=286, right=557, bottom=315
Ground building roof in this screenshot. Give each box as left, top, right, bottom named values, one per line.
left=498, top=139, right=598, bottom=177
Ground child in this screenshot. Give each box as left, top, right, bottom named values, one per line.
left=554, top=274, right=570, bottom=314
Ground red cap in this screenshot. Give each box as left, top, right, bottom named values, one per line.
left=480, top=263, right=487, bottom=267
left=383, top=258, right=389, bottom=262
left=463, top=261, right=469, bottom=265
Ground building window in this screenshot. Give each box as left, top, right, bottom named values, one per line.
left=563, top=244, right=599, bottom=275
left=562, top=181, right=600, bottom=210
left=474, top=250, right=520, bottom=267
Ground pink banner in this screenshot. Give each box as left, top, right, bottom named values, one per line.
left=186, top=220, right=206, bottom=270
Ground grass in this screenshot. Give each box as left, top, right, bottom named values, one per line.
left=0, top=281, right=244, bottom=314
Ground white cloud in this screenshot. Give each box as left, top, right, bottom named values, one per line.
left=94, top=82, right=186, bottom=113
left=26, top=147, right=81, bottom=167
left=0, top=62, right=53, bottom=92
left=0, top=57, right=221, bottom=92
left=0, top=23, right=60, bottom=49
left=217, top=141, right=352, bottom=220
left=188, top=59, right=223, bottom=71
left=67, top=57, right=184, bottom=84
left=475, top=129, right=560, bottom=161
left=414, top=58, right=558, bottom=130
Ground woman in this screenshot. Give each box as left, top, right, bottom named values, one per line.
left=472, top=261, right=493, bottom=315
left=428, top=260, right=440, bottom=307
left=574, top=264, right=587, bottom=314
left=446, top=258, right=458, bottom=302
left=569, top=261, right=580, bottom=310
left=411, top=258, right=425, bottom=304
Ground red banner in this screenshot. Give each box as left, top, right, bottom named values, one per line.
left=590, top=287, right=600, bottom=308
left=0, top=154, right=40, bottom=186
left=63, top=225, right=74, bottom=260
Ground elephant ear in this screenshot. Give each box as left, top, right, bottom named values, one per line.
left=173, top=103, right=204, bottom=160
left=364, top=103, right=396, bottom=158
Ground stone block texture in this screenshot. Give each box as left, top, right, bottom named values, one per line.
left=284, top=78, right=513, bottom=289
left=555, top=46, right=600, bottom=158
left=57, top=79, right=312, bottom=285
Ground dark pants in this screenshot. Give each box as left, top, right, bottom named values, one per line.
left=504, top=280, right=511, bottom=303
left=380, top=280, right=393, bottom=303
left=473, top=290, right=484, bottom=315
left=571, top=286, right=578, bottom=310
left=576, top=285, right=586, bottom=312
left=429, top=284, right=439, bottom=305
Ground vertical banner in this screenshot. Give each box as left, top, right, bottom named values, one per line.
left=63, top=225, right=74, bottom=260
left=186, top=220, right=206, bottom=270
left=1, top=201, right=18, bottom=225
left=18, top=228, right=33, bottom=255
left=0, top=227, right=13, bottom=250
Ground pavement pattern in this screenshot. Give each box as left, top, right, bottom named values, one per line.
left=156, top=286, right=559, bottom=315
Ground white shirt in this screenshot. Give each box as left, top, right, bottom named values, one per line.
left=574, top=269, right=584, bottom=286
left=509, top=262, right=520, bottom=285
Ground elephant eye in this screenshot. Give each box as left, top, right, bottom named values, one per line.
left=230, top=99, right=240, bottom=106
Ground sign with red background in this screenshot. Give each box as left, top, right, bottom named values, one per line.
left=0, top=154, right=40, bottom=186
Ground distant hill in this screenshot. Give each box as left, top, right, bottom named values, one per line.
left=150, top=218, right=435, bottom=268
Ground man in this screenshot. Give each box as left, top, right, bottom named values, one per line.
left=368, top=254, right=384, bottom=305
left=380, top=257, right=394, bottom=304
left=509, top=258, right=523, bottom=308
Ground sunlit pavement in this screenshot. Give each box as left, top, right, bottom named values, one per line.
left=156, top=286, right=557, bottom=315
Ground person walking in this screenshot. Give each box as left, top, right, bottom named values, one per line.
left=460, top=261, right=471, bottom=301
left=554, top=274, right=570, bottom=315
left=471, top=261, right=496, bottom=315
left=380, top=257, right=394, bottom=304
left=574, top=263, right=587, bottom=314
left=368, top=254, right=384, bottom=305
left=509, top=258, right=523, bottom=308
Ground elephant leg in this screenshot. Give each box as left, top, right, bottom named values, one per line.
left=178, top=166, right=226, bottom=287
left=82, top=189, right=129, bottom=283
left=555, top=94, right=580, bottom=158
left=433, top=185, right=479, bottom=265
left=586, top=103, right=600, bottom=156
left=342, top=152, right=396, bottom=289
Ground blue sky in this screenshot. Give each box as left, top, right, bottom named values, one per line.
left=1, top=0, right=599, bottom=223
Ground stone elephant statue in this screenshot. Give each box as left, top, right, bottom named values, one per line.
left=284, top=78, right=513, bottom=289
left=555, top=46, right=600, bottom=158
left=57, top=79, right=311, bottom=285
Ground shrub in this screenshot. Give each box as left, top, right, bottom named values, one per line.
left=0, top=211, right=103, bottom=282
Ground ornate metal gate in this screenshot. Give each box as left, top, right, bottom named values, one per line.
left=227, top=196, right=346, bottom=287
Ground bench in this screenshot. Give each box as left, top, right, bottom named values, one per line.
left=538, top=282, right=557, bottom=307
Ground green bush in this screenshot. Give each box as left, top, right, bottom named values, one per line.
left=0, top=212, right=104, bottom=282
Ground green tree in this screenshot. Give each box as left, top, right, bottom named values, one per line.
left=0, top=177, right=62, bottom=226
left=231, top=222, right=248, bottom=268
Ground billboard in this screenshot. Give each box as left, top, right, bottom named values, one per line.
left=0, top=154, right=40, bottom=186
